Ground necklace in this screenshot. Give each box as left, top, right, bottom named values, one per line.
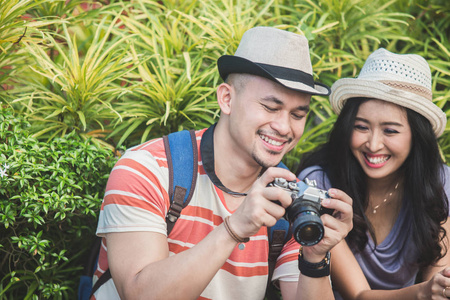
left=370, top=182, right=399, bottom=214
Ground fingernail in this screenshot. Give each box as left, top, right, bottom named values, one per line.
left=322, top=198, right=331, bottom=206
left=327, top=189, right=336, bottom=197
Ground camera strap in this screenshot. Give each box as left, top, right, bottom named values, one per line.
left=200, top=123, right=248, bottom=196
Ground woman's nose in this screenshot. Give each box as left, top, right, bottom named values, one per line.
left=366, top=131, right=384, bottom=152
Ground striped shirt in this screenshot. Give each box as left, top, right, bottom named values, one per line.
left=93, top=129, right=300, bottom=300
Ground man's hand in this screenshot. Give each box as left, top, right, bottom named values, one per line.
left=228, top=167, right=297, bottom=239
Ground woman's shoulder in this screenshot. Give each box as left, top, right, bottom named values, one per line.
left=441, top=164, right=450, bottom=197
left=442, top=164, right=450, bottom=176
left=297, top=165, right=331, bottom=190
left=297, top=165, right=325, bottom=179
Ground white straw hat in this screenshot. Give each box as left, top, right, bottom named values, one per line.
left=330, top=48, right=447, bottom=137
left=218, top=27, right=330, bottom=96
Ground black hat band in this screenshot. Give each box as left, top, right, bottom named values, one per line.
left=257, top=63, right=315, bottom=88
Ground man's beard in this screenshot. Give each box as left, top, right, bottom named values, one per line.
left=252, top=150, right=281, bottom=169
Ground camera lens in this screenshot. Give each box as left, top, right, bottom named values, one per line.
left=292, top=211, right=324, bottom=246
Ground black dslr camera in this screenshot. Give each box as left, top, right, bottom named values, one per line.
left=268, top=178, right=333, bottom=246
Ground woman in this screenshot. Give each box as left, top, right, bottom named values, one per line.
left=297, top=48, right=450, bottom=299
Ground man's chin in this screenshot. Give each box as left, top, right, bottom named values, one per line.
left=252, top=153, right=282, bottom=169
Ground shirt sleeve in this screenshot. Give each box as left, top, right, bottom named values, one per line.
left=96, top=147, right=171, bottom=237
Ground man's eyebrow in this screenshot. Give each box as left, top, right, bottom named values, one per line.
left=261, top=96, right=310, bottom=112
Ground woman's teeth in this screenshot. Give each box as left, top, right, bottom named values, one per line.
left=365, top=154, right=389, bottom=164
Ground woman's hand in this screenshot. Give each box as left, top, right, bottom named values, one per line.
left=419, top=268, right=450, bottom=300
left=302, top=188, right=353, bottom=262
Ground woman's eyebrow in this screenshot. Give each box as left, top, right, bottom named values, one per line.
left=355, top=117, right=404, bottom=127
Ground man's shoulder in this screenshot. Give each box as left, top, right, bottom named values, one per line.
left=128, top=136, right=165, bottom=157
left=123, top=128, right=207, bottom=159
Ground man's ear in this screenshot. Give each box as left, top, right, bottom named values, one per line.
left=216, top=82, right=233, bottom=115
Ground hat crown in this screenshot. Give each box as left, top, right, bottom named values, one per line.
left=358, top=48, right=432, bottom=93
left=217, top=26, right=331, bottom=96
left=235, top=27, right=313, bottom=74
left=330, top=48, right=446, bottom=137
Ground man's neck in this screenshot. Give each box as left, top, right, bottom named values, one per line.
left=212, top=123, right=262, bottom=195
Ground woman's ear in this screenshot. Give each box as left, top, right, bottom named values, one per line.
left=216, top=82, right=233, bottom=115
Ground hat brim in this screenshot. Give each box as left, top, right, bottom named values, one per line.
left=218, top=55, right=330, bottom=96
left=330, top=78, right=447, bottom=137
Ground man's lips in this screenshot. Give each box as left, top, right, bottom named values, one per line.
left=259, top=134, right=290, bottom=151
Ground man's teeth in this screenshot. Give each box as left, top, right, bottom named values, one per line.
left=366, top=155, right=389, bottom=164
left=260, top=135, right=283, bottom=146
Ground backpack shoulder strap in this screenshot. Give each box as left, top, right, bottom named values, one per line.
left=265, top=161, right=292, bottom=300
left=89, top=130, right=198, bottom=299
left=163, top=129, right=198, bottom=235
left=266, top=218, right=291, bottom=300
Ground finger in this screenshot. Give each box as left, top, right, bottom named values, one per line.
left=264, top=185, right=293, bottom=208
left=321, top=214, right=352, bottom=236
left=327, top=188, right=353, bottom=206
left=436, top=271, right=450, bottom=293
left=320, top=203, right=353, bottom=241
left=441, top=285, right=450, bottom=299
left=263, top=201, right=286, bottom=220
left=260, top=214, right=279, bottom=228
left=321, top=197, right=353, bottom=220
left=258, top=166, right=296, bottom=187
left=442, top=267, right=450, bottom=277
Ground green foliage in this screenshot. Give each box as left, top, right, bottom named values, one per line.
left=4, top=0, right=447, bottom=158
left=0, top=0, right=62, bottom=99
left=10, top=14, right=140, bottom=149
left=0, top=105, right=118, bottom=299
left=0, top=0, right=449, bottom=298
left=106, top=2, right=221, bottom=146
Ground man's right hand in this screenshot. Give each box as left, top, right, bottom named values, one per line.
left=228, top=166, right=297, bottom=240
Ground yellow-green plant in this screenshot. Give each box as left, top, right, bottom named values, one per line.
left=0, top=1, right=449, bottom=299
left=0, top=0, right=62, bottom=100
left=11, top=15, right=141, bottom=149
left=106, top=0, right=294, bottom=147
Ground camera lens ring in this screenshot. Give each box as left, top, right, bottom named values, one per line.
left=292, top=212, right=324, bottom=246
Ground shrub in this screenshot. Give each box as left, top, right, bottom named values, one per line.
left=0, top=105, right=118, bottom=299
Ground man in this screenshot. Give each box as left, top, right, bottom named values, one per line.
left=93, top=26, right=353, bottom=299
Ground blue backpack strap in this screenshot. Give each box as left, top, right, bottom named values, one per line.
left=79, top=237, right=102, bottom=300
left=265, top=161, right=292, bottom=300
left=163, top=129, right=198, bottom=235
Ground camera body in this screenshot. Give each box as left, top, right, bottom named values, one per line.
left=268, top=178, right=333, bottom=246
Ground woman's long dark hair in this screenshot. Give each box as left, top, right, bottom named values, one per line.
left=297, top=98, right=448, bottom=268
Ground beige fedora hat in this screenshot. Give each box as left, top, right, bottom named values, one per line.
left=217, top=27, right=330, bottom=96
left=330, top=48, right=447, bottom=137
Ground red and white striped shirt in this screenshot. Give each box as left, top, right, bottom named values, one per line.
left=93, top=129, right=300, bottom=300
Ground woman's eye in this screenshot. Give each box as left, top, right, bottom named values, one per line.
left=354, top=124, right=368, bottom=131
left=384, top=128, right=399, bottom=134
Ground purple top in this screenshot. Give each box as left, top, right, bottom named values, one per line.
left=298, top=165, right=450, bottom=299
